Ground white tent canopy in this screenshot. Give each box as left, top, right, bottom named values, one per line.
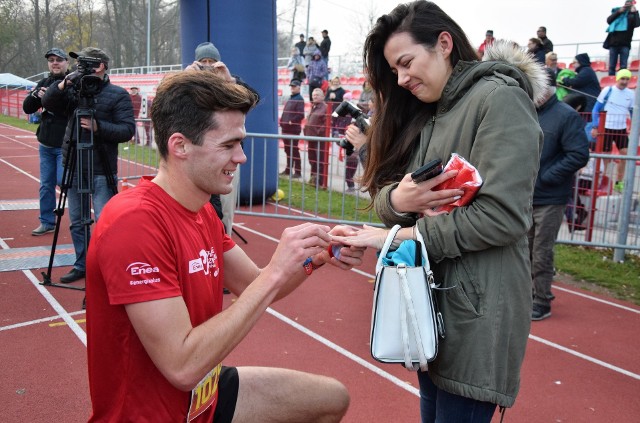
left=0, top=73, right=36, bottom=89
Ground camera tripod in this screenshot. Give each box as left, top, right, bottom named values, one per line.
left=41, top=95, right=117, bottom=293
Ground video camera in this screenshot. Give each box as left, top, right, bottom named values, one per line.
left=67, top=56, right=103, bottom=97
left=332, top=101, right=370, bottom=156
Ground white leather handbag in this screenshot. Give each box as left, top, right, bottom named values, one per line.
left=370, top=225, right=443, bottom=371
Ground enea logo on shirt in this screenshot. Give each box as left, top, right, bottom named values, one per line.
left=188, top=247, right=219, bottom=277
left=126, top=262, right=161, bottom=286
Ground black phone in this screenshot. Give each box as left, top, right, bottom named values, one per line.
left=411, top=159, right=443, bottom=183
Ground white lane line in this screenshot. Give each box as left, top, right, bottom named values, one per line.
left=237, top=220, right=640, bottom=382
left=0, top=237, right=86, bottom=346
left=0, top=310, right=85, bottom=331
left=528, top=334, right=640, bottom=380
left=0, top=157, right=40, bottom=183
left=267, top=308, right=419, bottom=396
left=552, top=285, right=640, bottom=314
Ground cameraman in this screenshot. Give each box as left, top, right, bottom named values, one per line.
left=23, top=48, right=70, bottom=236
left=42, top=47, right=135, bottom=284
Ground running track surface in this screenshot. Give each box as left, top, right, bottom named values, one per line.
left=1, top=123, right=639, bottom=422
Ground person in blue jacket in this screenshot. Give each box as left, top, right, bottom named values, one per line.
left=529, top=70, right=590, bottom=321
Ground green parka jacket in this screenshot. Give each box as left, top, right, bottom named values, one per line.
left=374, top=42, right=547, bottom=407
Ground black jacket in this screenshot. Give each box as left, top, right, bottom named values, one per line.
left=607, top=9, right=640, bottom=47
left=22, top=73, right=68, bottom=148
left=562, top=54, right=601, bottom=113
left=280, top=93, right=305, bottom=134
left=535, top=95, right=590, bottom=205
left=41, top=75, right=135, bottom=176
left=320, top=36, right=331, bottom=59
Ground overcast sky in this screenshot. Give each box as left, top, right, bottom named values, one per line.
left=278, top=0, right=633, bottom=63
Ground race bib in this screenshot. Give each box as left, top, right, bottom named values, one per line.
left=187, top=363, right=222, bottom=421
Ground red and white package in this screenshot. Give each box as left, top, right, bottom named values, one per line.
left=432, top=153, right=483, bottom=213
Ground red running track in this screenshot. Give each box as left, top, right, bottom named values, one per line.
left=1, top=123, right=639, bottom=422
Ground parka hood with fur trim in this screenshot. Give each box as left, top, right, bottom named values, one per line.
left=440, top=39, right=549, bottom=112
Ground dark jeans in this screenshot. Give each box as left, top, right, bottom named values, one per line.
left=68, top=174, right=117, bottom=271
left=418, top=371, right=497, bottom=423
left=306, top=140, right=326, bottom=183
left=38, top=144, right=63, bottom=227
left=609, top=45, right=630, bottom=75
left=345, top=153, right=359, bottom=188
left=528, top=204, right=565, bottom=308
left=282, top=135, right=301, bottom=174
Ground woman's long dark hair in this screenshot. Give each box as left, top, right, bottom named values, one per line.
left=361, top=1, right=477, bottom=199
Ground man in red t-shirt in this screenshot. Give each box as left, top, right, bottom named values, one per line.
left=86, top=71, right=364, bottom=422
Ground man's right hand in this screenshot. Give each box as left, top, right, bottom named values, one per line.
left=265, top=223, right=332, bottom=281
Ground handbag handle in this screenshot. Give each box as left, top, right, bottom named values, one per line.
left=375, top=224, right=432, bottom=275
left=375, top=225, right=402, bottom=274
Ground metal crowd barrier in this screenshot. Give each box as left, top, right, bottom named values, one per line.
left=117, top=128, right=639, bottom=254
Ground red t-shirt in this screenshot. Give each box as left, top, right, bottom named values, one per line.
left=86, top=178, right=235, bottom=422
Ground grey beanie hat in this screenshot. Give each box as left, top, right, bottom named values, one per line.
left=195, top=42, right=221, bottom=62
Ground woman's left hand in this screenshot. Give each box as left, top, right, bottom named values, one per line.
left=332, top=224, right=389, bottom=251
left=314, top=225, right=367, bottom=270
left=390, top=172, right=464, bottom=214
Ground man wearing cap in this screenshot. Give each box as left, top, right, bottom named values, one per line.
left=477, top=30, right=495, bottom=59
left=529, top=69, right=590, bottom=321
left=279, top=79, right=305, bottom=178
left=605, top=1, right=640, bottom=75
left=42, top=46, right=135, bottom=284
left=23, top=48, right=70, bottom=236
left=591, top=68, right=635, bottom=192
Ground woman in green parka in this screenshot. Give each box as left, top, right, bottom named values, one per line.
left=336, top=1, right=547, bottom=422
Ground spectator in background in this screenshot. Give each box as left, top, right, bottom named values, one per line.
left=129, top=87, right=142, bottom=143
left=561, top=53, right=601, bottom=114
left=605, top=0, right=640, bottom=75
left=537, top=26, right=554, bottom=53
left=527, top=38, right=546, bottom=64
left=129, top=87, right=141, bottom=119
left=529, top=70, right=590, bottom=321
left=295, top=33, right=306, bottom=56
left=340, top=91, right=358, bottom=193
left=325, top=76, right=346, bottom=114
left=591, top=68, right=635, bottom=192
left=320, top=29, right=332, bottom=66
left=22, top=47, right=70, bottom=236
left=304, top=88, right=328, bottom=186
left=306, top=51, right=327, bottom=102
left=545, top=51, right=560, bottom=78
left=42, top=46, right=135, bottom=284
left=279, top=79, right=305, bottom=178
left=357, top=79, right=374, bottom=114
left=477, top=29, right=494, bottom=59
left=142, top=96, right=153, bottom=146
left=287, top=46, right=306, bottom=82
left=303, top=37, right=320, bottom=67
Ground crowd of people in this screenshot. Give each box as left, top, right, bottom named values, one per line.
left=21, top=1, right=638, bottom=422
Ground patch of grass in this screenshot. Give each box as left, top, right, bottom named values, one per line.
left=276, top=177, right=381, bottom=225
left=0, top=115, right=36, bottom=132
left=118, top=142, right=159, bottom=169
left=555, top=244, right=640, bottom=305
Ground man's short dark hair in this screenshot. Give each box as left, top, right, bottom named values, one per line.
left=151, top=72, right=259, bottom=160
